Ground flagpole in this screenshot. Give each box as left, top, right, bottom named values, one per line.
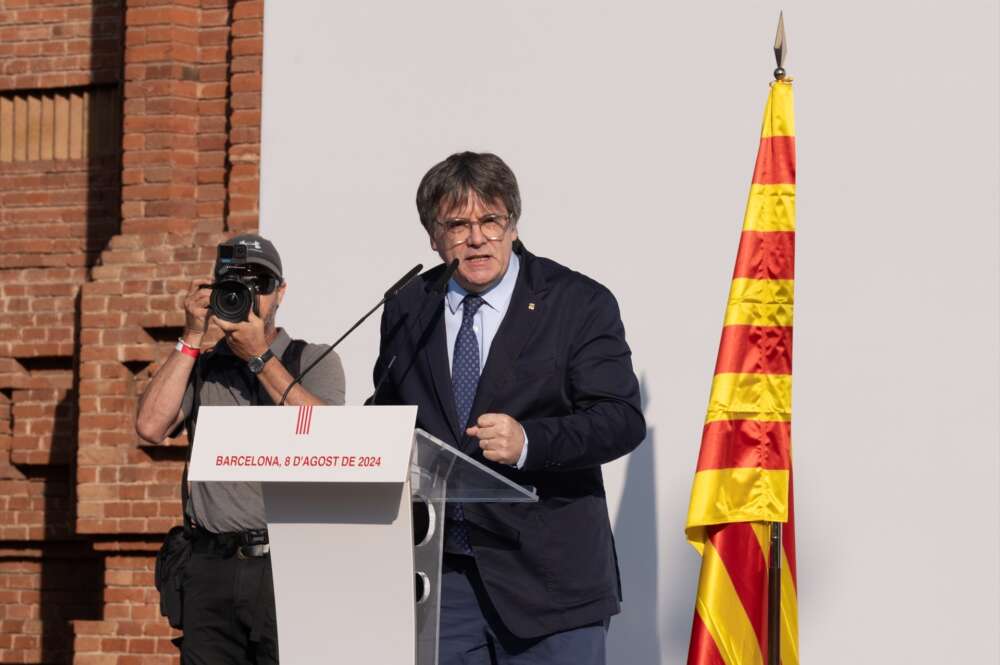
left=768, top=521, right=782, bottom=665
left=767, top=15, right=787, bottom=665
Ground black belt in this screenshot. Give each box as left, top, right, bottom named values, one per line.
left=191, top=526, right=270, bottom=559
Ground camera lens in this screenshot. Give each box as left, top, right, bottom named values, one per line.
left=221, top=291, right=241, bottom=308
left=210, top=280, right=253, bottom=322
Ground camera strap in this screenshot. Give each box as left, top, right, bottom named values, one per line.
left=281, top=339, right=308, bottom=379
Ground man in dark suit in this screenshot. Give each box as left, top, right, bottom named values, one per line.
left=373, top=152, right=645, bottom=664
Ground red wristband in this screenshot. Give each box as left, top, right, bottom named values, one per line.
left=176, top=338, right=200, bottom=359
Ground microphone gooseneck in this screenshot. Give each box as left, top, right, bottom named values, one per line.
left=369, top=355, right=397, bottom=406
left=278, top=263, right=423, bottom=406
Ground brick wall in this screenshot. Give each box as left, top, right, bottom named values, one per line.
left=0, top=1, right=264, bottom=662
left=0, top=0, right=120, bottom=91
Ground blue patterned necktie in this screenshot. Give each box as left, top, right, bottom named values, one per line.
left=445, top=294, right=484, bottom=554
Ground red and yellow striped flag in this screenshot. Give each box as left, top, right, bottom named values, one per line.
left=685, top=79, right=799, bottom=665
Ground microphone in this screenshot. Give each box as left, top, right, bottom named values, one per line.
left=278, top=264, right=422, bottom=405
left=430, top=259, right=459, bottom=295
left=385, top=264, right=424, bottom=300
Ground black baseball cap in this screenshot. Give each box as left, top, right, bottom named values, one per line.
left=215, top=233, right=283, bottom=280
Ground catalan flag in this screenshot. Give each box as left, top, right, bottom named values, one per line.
left=685, top=77, right=799, bottom=665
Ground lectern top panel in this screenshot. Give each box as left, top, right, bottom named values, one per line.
left=188, top=405, right=418, bottom=483
left=411, top=428, right=538, bottom=503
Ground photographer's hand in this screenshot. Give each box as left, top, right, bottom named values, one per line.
left=211, top=310, right=270, bottom=362
left=213, top=311, right=327, bottom=407
left=183, top=278, right=212, bottom=346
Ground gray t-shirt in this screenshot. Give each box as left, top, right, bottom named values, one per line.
left=178, top=328, right=346, bottom=533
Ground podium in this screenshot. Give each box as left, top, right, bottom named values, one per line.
left=188, top=405, right=537, bottom=665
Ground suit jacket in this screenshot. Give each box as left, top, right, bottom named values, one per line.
left=373, top=246, right=646, bottom=638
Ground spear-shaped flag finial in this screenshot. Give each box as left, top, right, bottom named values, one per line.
left=774, top=11, right=787, bottom=80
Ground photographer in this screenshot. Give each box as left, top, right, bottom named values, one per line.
left=136, top=233, right=345, bottom=665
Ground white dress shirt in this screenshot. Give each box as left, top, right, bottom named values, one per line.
left=444, top=253, right=529, bottom=468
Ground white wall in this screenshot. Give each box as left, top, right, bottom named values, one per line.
left=259, top=2, right=999, bottom=662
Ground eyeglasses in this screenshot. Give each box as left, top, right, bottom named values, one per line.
left=253, top=275, right=281, bottom=296
left=435, top=213, right=513, bottom=246
left=246, top=272, right=281, bottom=295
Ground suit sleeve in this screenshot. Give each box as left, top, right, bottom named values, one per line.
left=519, top=285, right=646, bottom=471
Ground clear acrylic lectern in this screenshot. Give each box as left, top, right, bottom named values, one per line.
left=410, top=427, right=537, bottom=665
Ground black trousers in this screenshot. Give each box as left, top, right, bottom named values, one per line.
left=180, top=537, right=279, bottom=665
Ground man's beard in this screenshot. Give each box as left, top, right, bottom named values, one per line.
left=262, top=301, right=278, bottom=333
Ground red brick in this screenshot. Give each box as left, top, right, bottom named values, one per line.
left=232, top=1, right=262, bottom=19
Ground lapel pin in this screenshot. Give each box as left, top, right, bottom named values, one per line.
left=528, top=303, right=535, bottom=311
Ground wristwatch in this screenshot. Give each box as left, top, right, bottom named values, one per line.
left=248, top=349, right=274, bottom=374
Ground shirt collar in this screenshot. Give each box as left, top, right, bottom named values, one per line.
left=445, top=252, right=520, bottom=315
